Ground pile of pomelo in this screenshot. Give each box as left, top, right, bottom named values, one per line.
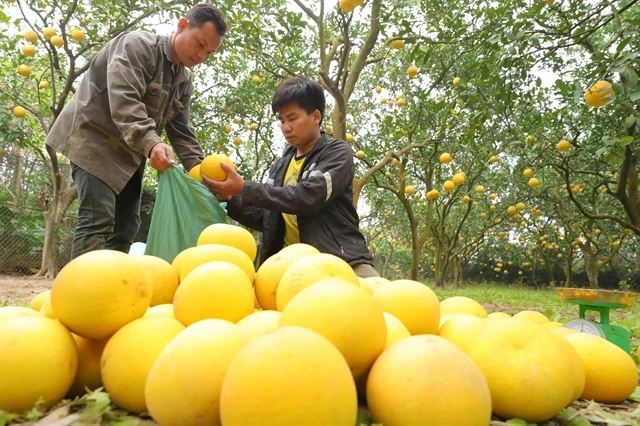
left=1, top=223, right=638, bottom=425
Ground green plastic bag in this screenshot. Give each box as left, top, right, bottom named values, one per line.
left=145, top=165, right=227, bottom=264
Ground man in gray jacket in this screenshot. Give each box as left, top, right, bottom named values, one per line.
left=203, top=77, right=379, bottom=278
left=46, top=3, right=227, bottom=259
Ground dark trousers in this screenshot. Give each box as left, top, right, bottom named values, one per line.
left=71, top=164, right=143, bottom=259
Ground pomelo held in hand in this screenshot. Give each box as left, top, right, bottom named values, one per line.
left=200, top=154, right=235, bottom=181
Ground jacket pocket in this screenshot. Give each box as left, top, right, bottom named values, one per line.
left=142, top=80, right=163, bottom=115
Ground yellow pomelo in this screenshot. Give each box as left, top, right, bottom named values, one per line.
left=440, top=296, right=488, bottom=318
left=144, top=304, right=175, bottom=319
left=171, top=246, right=198, bottom=279
left=367, top=335, right=492, bottom=426
left=565, top=333, right=638, bottom=403
left=276, top=253, right=359, bottom=311
left=487, top=311, right=511, bottom=321
left=200, top=154, right=235, bottom=181
left=512, top=310, right=550, bottom=325
left=13, top=106, right=27, bottom=118
left=279, top=279, right=386, bottom=377
left=178, top=243, right=255, bottom=283
left=42, top=27, right=56, bottom=39
left=438, top=314, right=486, bottom=353
left=50, top=35, right=64, bottom=47
left=360, top=276, right=390, bottom=295
left=219, top=326, right=357, bottom=425
left=540, top=321, right=564, bottom=330
left=70, top=29, right=85, bottom=42
left=146, top=319, right=247, bottom=426
left=51, top=250, right=152, bottom=340
left=452, top=173, right=465, bottom=186
left=382, top=312, right=411, bottom=349
left=24, top=30, right=38, bottom=43
left=197, top=223, right=257, bottom=261
left=339, top=0, right=357, bottom=13
left=466, top=319, right=576, bottom=422
left=188, top=163, right=202, bottom=182
left=235, top=310, right=281, bottom=340
left=0, top=315, right=78, bottom=413
left=254, top=243, right=319, bottom=310
left=584, top=80, right=615, bottom=107
left=39, top=297, right=56, bottom=319
left=550, top=334, right=586, bottom=403
left=28, top=289, right=50, bottom=311
left=0, top=306, right=40, bottom=321
left=135, top=255, right=179, bottom=306
left=101, top=316, right=184, bottom=414
left=391, top=39, right=405, bottom=49
left=66, top=334, right=108, bottom=398
left=551, top=326, right=580, bottom=337
left=173, top=261, right=254, bottom=326
left=371, top=280, right=440, bottom=335
left=22, top=44, right=36, bottom=57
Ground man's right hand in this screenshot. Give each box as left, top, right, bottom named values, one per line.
left=149, top=143, right=174, bottom=171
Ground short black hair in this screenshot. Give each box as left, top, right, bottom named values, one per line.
left=272, top=77, right=326, bottom=125
left=186, top=4, right=228, bottom=37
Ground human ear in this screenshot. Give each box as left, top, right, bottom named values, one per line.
left=177, top=17, right=189, bottom=32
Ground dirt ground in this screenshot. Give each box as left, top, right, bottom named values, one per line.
left=0, top=274, right=54, bottom=306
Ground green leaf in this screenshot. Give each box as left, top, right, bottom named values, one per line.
left=558, top=407, right=595, bottom=426
left=617, top=136, right=634, bottom=148
left=620, top=67, right=639, bottom=89
left=624, top=116, right=636, bottom=129
left=555, top=79, right=570, bottom=96
left=605, top=151, right=624, bottom=166
left=573, top=84, right=583, bottom=103
left=630, top=89, right=640, bottom=102
left=628, top=385, right=640, bottom=403
left=506, top=419, right=536, bottom=426
left=615, top=36, right=632, bottom=55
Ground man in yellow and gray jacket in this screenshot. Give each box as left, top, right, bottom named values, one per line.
left=46, top=3, right=227, bottom=259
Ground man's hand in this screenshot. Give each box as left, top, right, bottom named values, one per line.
left=202, top=162, right=244, bottom=200
left=149, top=143, right=174, bottom=171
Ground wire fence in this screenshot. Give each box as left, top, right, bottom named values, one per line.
left=0, top=202, right=153, bottom=275
left=0, top=147, right=154, bottom=276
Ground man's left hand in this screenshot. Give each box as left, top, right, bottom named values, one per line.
left=202, top=162, right=244, bottom=199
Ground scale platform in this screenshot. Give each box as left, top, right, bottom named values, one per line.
left=557, top=288, right=637, bottom=354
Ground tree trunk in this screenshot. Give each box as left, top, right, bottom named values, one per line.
left=452, top=259, right=461, bottom=288
left=37, top=151, right=77, bottom=278
left=10, top=146, right=24, bottom=208
left=585, top=251, right=599, bottom=289
left=408, top=223, right=423, bottom=281
left=543, top=256, right=555, bottom=287
left=434, top=244, right=445, bottom=288
left=564, top=263, right=572, bottom=287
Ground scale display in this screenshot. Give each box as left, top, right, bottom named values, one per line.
left=563, top=318, right=605, bottom=338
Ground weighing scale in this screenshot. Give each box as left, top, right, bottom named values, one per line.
left=557, top=288, right=637, bottom=354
